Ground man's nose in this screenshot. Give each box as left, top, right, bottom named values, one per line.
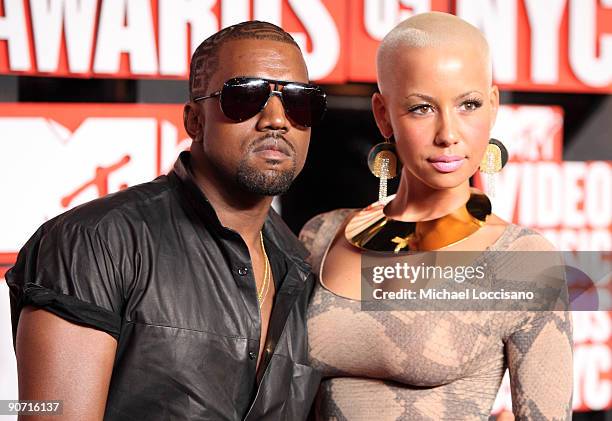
left=257, top=92, right=290, bottom=131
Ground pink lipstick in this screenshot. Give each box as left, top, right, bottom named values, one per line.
left=428, top=155, right=465, bottom=173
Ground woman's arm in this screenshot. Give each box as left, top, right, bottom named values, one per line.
left=505, top=310, right=573, bottom=420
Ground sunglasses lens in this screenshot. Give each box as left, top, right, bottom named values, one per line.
left=220, top=78, right=269, bottom=121
left=282, top=84, right=327, bottom=127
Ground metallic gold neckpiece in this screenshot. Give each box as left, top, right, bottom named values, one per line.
left=258, top=231, right=271, bottom=307
left=345, top=189, right=492, bottom=253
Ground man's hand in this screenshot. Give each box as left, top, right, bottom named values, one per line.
left=16, top=306, right=118, bottom=420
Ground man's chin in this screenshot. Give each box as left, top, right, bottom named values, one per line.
left=254, top=156, right=295, bottom=171
left=238, top=181, right=292, bottom=197
left=236, top=164, right=296, bottom=197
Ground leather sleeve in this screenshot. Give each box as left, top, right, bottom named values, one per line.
left=6, top=216, right=124, bottom=342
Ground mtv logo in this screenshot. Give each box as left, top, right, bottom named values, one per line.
left=492, top=105, right=563, bottom=162
left=0, top=104, right=190, bottom=253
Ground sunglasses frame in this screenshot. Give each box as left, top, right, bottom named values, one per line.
left=192, top=77, right=327, bottom=127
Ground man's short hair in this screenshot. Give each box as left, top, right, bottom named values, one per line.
left=189, top=20, right=300, bottom=100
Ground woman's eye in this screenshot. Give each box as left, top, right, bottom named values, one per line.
left=461, top=100, right=482, bottom=111
left=409, top=104, right=434, bottom=115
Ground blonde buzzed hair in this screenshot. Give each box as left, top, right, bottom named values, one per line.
left=376, top=12, right=492, bottom=91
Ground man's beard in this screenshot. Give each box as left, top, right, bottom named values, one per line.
left=234, top=133, right=299, bottom=196
left=236, top=158, right=297, bottom=196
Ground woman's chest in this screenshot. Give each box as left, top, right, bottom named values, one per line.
left=307, top=283, right=506, bottom=387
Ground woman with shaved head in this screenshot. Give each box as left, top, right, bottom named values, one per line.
left=300, top=12, right=572, bottom=421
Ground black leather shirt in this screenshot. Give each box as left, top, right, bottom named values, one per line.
left=7, top=151, right=320, bottom=420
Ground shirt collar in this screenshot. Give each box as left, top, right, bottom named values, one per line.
left=169, top=151, right=310, bottom=267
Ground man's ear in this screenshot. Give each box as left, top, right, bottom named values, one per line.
left=372, top=93, right=393, bottom=138
left=184, top=102, right=203, bottom=142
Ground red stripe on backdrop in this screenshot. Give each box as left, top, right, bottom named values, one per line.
left=0, top=253, right=17, bottom=278
left=0, top=0, right=609, bottom=91
left=0, top=253, right=17, bottom=263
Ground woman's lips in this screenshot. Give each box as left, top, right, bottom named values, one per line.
left=428, top=156, right=465, bottom=173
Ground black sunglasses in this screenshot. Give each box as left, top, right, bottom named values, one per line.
left=193, top=77, right=327, bottom=127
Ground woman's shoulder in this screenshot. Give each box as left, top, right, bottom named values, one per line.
left=492, top=219, right=559, bottom=252
left=300, top=208, right=356, bottom=236
left=298, top=208, right=355, bottom=254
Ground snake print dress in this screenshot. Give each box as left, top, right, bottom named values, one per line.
left=300, top=209, right=573, bottom=421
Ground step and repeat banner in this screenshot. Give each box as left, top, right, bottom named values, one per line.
left=0, top=102, right=610, bottom=413
left=1, top=0, right=611, bottom=415
left=475, top=105, right=612, bottom=413
left=0, top=0, right=610, bottom=91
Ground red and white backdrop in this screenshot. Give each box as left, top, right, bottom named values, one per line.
left=0, top=0, right=611, bottom=415
left=0, top=0, right=611, bottom=90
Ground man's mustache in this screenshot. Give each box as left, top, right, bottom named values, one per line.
left=249, top=133, right=295, bottom=157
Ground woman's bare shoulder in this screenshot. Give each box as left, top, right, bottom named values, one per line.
left=298, top=208, right=356, bottom=256
left=487, top=212, right=510, bottom=227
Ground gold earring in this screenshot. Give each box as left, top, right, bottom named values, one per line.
left=479, top=138, right=508, bottom=197
left=368, top=136, right=400, bottom=202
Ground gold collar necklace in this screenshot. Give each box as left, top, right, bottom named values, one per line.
left=345, top=189, right=492, bottom=253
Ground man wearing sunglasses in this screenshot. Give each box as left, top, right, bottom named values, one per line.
left=7, top=21, right=325, bottom=420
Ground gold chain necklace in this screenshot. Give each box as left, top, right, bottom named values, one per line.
left=258, top=231, right=271, bottom=307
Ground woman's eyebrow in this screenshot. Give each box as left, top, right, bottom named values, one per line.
left=403, top=91, right=484, bottom=102
left=454, top=90, right=484, bottom=100
left=404, top=93, right=435, bottom=102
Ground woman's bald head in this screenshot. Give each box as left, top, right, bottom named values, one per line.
left=376, top=12, right=492, bottom=93
left=370, top=12, right=500, bottom=192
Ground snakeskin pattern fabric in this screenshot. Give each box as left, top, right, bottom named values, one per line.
left=301, top=209, right=573, bottom=421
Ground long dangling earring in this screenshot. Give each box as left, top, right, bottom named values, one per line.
left=479, top=138, right=508, bottom=197
left=368, top=136, right=400, bottom=202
